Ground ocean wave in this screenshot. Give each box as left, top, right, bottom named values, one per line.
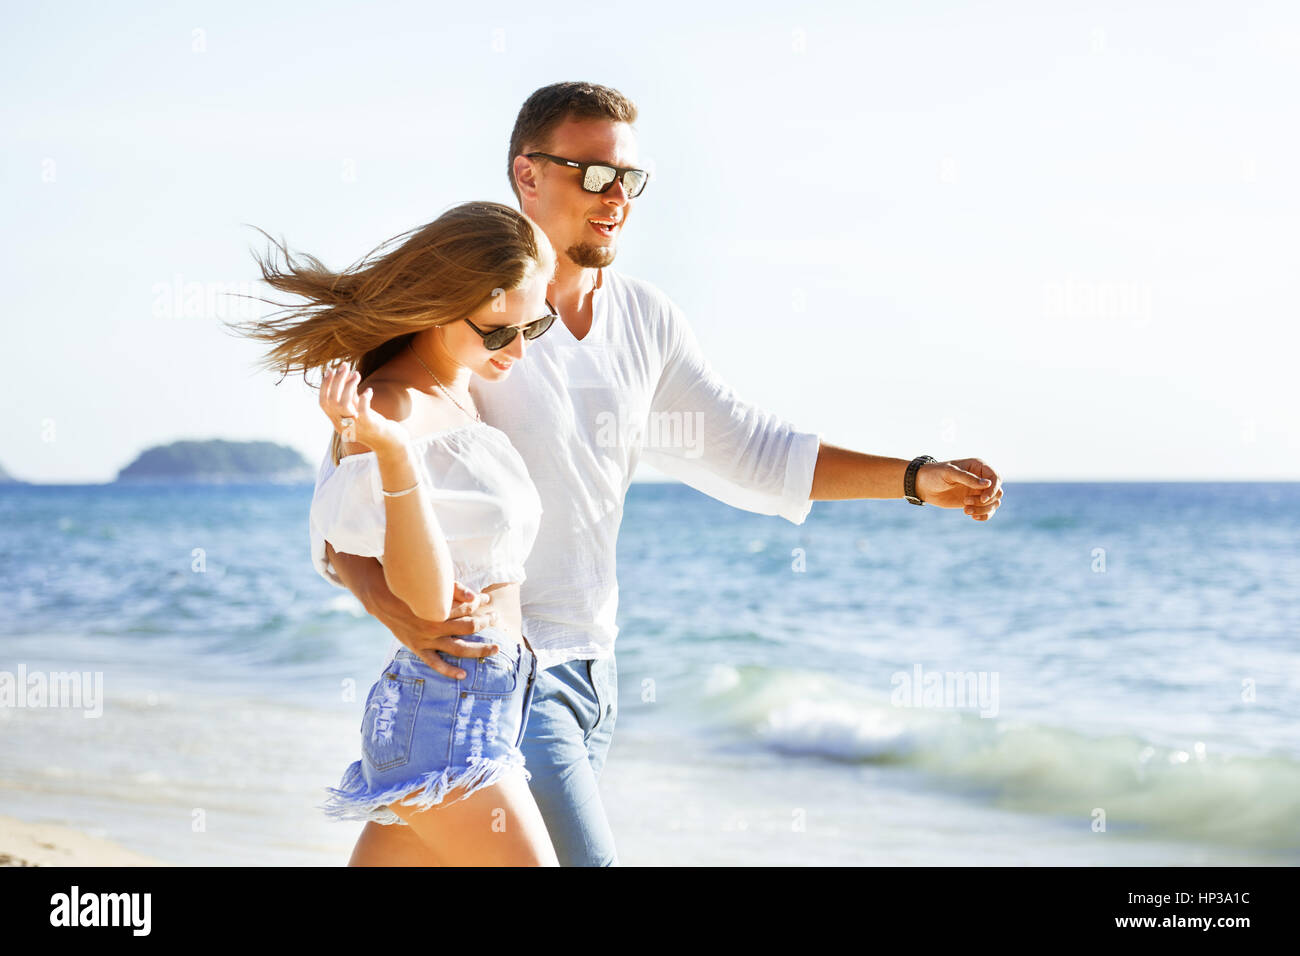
left=697, top=664, right=1300, bottom=850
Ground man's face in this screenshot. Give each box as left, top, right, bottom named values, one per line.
left=517, top=118, right=640, bottom=270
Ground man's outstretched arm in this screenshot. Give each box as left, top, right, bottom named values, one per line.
left=645, top=295, right=1004, bottom=521
left=324, top=541, right=502, bottom=677
left=810, top=443, right=1003, bottom=520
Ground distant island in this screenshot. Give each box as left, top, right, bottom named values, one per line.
left=116, top=439, right=313, bottom=483
left=0, top=462, right=25, bottom=484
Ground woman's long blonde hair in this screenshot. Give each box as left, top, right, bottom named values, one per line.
left=228, top=201, right=554, bottom=465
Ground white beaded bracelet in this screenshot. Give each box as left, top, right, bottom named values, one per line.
left=381, top=480, right=422, bottom=498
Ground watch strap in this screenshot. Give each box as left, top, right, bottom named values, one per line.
left=904, top=455, right=937, bottom=505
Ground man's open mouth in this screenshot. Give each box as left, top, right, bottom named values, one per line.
left=588, top=218, right=619, bottom=236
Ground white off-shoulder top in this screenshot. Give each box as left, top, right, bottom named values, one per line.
left=308, top=421, right=543, bottom=597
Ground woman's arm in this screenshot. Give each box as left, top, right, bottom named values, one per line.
left=320, top=363, right=454, bottom=622
left=371, top=440, right=455, bottom=621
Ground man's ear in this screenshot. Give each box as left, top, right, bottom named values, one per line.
left=513, top=154, right=540, bottom=200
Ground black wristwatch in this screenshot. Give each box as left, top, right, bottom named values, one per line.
left=904, top=455, right=936, bottom=505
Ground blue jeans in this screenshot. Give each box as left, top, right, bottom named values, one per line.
left=519, top=654, right=619, bottom=866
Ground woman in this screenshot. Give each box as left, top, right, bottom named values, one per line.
left=234, top=201, right=560, bottom=865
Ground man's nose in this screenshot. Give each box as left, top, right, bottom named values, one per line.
left=603, top=176, right=630, bottom=206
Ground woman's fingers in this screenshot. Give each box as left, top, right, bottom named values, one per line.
left=320, top=363, right=365, bottom=435
left=318, top=364, right=337, bottom=411
left=321, top=362, right=347, bottom=414
left=337, top=368, right=358, bottom=409
left=447, top=585, right=493, bottom=620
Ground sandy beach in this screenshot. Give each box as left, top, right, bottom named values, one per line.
left=0, top=814, right=167, bottom=867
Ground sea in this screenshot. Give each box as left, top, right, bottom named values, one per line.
left=1, top=480, right=1297, bottom=866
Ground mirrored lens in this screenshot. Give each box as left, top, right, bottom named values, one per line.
left=583, top=166, right=617, bottom=192
left=623, top=170, right=647, bottom=197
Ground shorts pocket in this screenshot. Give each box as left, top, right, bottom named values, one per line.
left=468, top=638, right=521, bottom=697
left=430, top=632, right=522, bottom=697
left=361, top=669, right=424, bottom=771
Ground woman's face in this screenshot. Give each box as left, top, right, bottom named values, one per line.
left=439, top=269, right=554, bottom=382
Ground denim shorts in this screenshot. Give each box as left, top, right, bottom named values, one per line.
left=320, top=627, right=539, bottom=825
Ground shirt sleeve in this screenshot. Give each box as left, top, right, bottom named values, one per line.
left=308, top=441, right=388, bottom=589
left=641, top=293, right=821, bottom=525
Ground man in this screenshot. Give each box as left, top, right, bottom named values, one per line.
left=315, top=81, right=1003, bottom=866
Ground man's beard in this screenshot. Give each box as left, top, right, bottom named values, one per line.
left=565, top=241, right=616, bottom=269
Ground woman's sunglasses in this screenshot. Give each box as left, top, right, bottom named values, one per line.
left=524, top=152, right=650, bottom=199
left=463, top=310, right=559, bottom=350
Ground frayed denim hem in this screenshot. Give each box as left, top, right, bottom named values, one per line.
left=318, top=753, right=531, bottom=826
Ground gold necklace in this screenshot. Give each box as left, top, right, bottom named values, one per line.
left=407, top=340, right=482, bottom=424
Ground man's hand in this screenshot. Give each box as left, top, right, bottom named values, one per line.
left=326, top=542, right=502, bottom=678
left=916, top=458, right=1004, bottom=520
left=366, top=579, right=501, bottom=678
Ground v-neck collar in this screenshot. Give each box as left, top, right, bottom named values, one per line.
left=549, top=267, right=604, bottom=344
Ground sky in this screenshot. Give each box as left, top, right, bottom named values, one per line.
left=4, top=0, right=1298, bottom=484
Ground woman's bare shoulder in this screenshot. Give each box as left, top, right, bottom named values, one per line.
left=354, top=366, right=467, bottom=442
left=336, top=377, right=414, bottom=458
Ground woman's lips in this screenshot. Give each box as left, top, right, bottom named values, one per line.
left=489, top=357, right=512, bottom=371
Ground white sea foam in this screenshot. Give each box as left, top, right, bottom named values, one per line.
left=757, top=697, right=914, bottom=760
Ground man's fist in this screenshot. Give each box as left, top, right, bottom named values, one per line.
left=916, top=458, right=1003, bottom=520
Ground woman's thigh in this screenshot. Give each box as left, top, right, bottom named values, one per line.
left=388, top=770, right=558, bottom=866
left=348, top=820, right=444, bottom=867
left=329, top=630, right=551, bottom=865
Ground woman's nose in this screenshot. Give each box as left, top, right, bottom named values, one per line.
left=506, top=331, right=526, bottom=361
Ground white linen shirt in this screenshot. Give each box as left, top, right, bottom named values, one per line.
left=466, top=266, right=821, bottom=669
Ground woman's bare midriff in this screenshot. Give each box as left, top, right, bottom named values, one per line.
left=481, top=581, right=531, bottom=654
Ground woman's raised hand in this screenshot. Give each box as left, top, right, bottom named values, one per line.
left=320, top=362, right=410, bottom=455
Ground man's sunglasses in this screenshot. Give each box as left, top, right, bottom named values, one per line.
left=463, top=309, right=558, bottom=350
left=524, top=152, right=650, bottom=199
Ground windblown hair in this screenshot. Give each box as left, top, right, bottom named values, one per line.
left=228, top=200, right=554, bottom=465
left=507, top=81, right=638, bottom=202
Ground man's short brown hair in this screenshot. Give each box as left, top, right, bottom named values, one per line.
left=507, top=81, right=638, bottom=203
